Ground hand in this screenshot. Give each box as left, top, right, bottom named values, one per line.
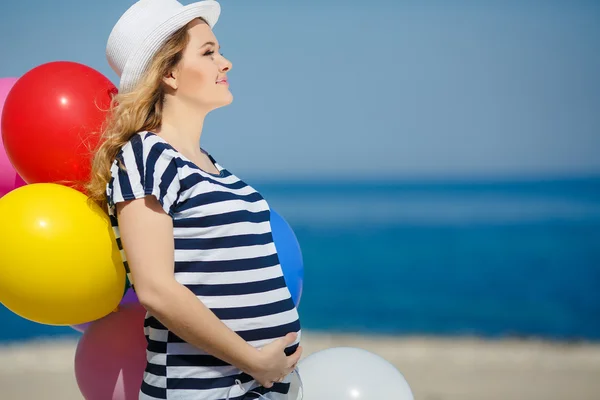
left=247, top=332, right=302, bottom=388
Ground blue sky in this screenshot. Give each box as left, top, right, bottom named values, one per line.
left=1, top=0, right=599, bottom=180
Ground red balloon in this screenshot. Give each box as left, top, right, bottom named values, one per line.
left=1, top=61, right=116, bottom=189
left=74, top=304, right=147, bottom=400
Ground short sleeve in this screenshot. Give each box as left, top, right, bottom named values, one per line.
left=107, top=133, right=181, bottom=216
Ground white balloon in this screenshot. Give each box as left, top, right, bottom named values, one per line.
left=295, top=347, right=414, bottom=400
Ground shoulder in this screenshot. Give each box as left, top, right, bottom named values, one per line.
left=110, top=131, right=184, bottom=187
left=107, top=131, right=183, bottom=216
left=118, top=131, right=172, bottom=156
left=116, top=131, right=181, bottom=167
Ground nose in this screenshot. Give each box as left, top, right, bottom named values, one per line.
left=219, top=55, right=232, bottom=73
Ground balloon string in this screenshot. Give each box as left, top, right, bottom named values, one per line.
left=225, top=368, right=303, bottom=400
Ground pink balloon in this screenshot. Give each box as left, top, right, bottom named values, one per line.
left=74, top=303, right=148, bottom=400
left=71, top=288, right=140, bottom=333
left=0, top=77, right=26, bottom=197
left=14, top=173, right=26, bottom=188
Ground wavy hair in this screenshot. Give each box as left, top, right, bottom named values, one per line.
left=85, top=18, right=206, bottom=211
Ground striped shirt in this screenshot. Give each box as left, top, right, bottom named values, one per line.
left=106, top=131, right=302, bottom=400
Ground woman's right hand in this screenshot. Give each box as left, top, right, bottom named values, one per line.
left=248, top=332, right=303, bottom=388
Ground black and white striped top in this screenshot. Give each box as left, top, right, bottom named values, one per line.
left=106, top=131, right=301, bottom=400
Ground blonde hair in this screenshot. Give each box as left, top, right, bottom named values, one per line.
left=85, top=18, right=206, bottom=211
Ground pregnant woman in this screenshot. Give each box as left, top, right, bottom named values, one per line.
left=85, top=1, right=303, bottom=399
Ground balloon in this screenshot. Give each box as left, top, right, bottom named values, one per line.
left=0, top=77, right=26, bottom=197
left=71, top=322, right=91, bottom=335
left=120, top=287, right=139, bottom=306
left=270, top=209, right=304, bottom=306
left=71, top=287, right=139, bottom=333
left=71, top=322, right=91, bottom=334
left=297, top=347, right=414, bottom=400
left=1, top=61, right=116, bottom=188
left=0, top=183, right=125, bottom=325
left=75, top=303, right=147, bottom=400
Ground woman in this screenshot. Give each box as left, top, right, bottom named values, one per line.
left=85, top=1, right=302, bottom=399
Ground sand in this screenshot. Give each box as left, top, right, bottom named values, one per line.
left=1, top=331, right=599, bottom=400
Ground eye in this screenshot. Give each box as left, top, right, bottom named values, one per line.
left=203, top=49, right=224, bottom=57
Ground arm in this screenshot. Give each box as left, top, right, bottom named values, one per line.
left=117, top=195, right=261, bottom=374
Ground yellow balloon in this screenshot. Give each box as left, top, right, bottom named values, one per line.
left=0, top=183, right=125, bottom=325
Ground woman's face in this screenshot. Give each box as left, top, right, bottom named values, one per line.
left=166, top=18, right=233, bottom=110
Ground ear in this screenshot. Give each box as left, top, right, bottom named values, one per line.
left=162, top=69, right=178, bottom=90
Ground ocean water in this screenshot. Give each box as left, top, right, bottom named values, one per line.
left=1, top=177, right=599, bottom=342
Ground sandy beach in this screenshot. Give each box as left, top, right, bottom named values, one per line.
left=1, top=331, right=599, bottom=400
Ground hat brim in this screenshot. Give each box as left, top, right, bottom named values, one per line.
left=119, top=0, right=221, bottom=93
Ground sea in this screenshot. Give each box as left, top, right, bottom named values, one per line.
left=1, top=177, right=599, bottom=343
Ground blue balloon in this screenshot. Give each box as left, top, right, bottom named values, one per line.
left=270, top=208, right=304, bottom=306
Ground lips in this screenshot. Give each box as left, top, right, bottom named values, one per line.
left=216, top=78, right=228, bottom=85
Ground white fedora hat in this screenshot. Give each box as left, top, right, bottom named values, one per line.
left=106, top=0, right=221, bottom=93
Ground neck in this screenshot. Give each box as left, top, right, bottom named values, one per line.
left=157, top=96, right=209, bottom=156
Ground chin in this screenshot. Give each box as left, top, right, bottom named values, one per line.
left=216, top=92, right=234, bottom=108
left=203, top=96, right=233, bottom=112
